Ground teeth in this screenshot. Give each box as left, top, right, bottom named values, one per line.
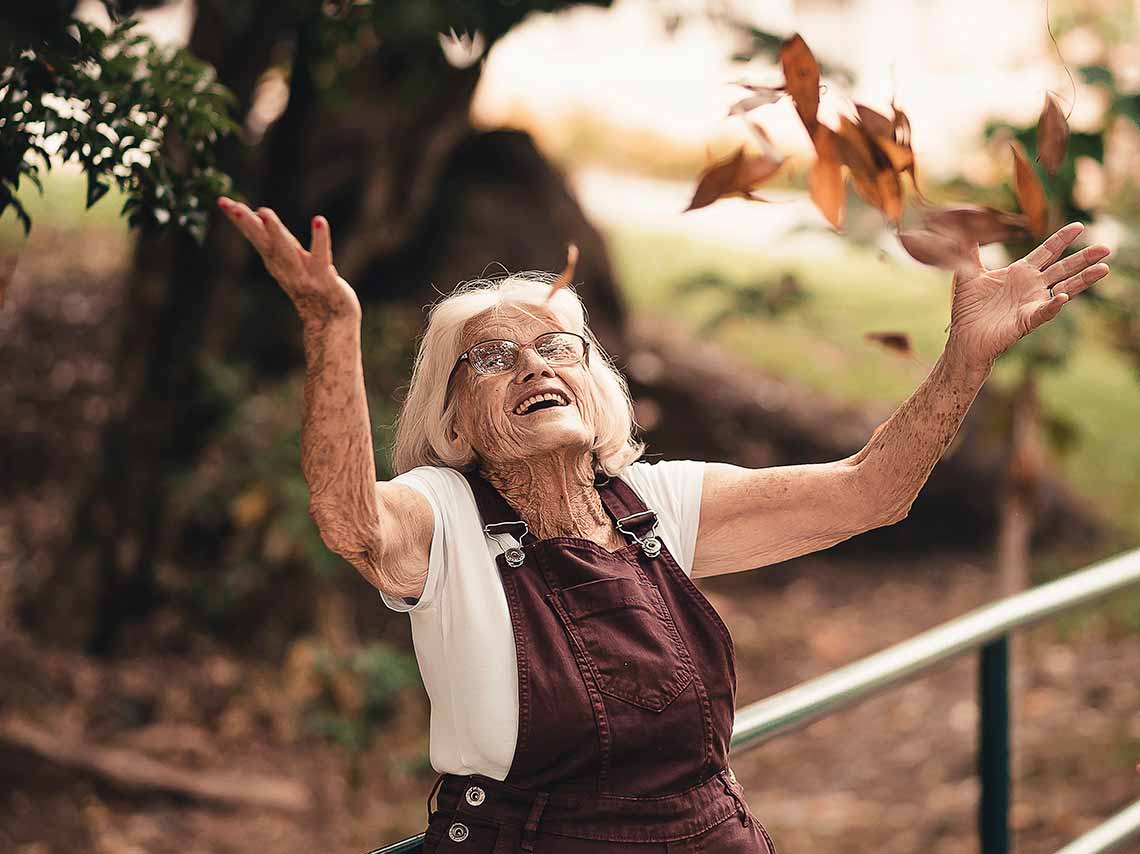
left=514, top=392, right=569, bottom=415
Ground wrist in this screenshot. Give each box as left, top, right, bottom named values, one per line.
left=943, top=339, right=993, bottom=384
left=301, top=305, right=361, bottom=338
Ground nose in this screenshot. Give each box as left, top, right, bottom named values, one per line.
left=514, top=346, right=556, bottom=384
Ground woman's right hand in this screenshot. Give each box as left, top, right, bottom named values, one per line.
left=217, top=197, right=361, bottom=327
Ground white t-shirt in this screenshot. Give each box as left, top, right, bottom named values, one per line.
left=379, top=459, right=706, bottom=780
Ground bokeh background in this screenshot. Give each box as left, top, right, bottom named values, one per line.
left=2, top=1, right=1139, bottom=852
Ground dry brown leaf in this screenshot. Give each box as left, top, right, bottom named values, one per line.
left=684, top=146, right=783, bottom=212
left=835, top=116, right=902, bottom=222
left=780, top=34, right=820, bottom=133
left=1036, top=93, right=1069, bottom=176
left=808, top=124, right=845, bottom=230
left=898, top=228, right=975, bottom=274
left=864, top=331, right=914, bottom=356
left=922, top=205, right=1031, bottom=246
left=728, top=84, right=785, bottom=116
left=545, top=243, right=579, bottom=303
left=1011, top=141, right=1049, bottom=238
left=854, top=102, right=923, bottom=201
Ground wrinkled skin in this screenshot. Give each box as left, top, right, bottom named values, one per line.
left=450, top=304, right=628, bottom=550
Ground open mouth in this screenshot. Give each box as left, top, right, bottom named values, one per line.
left=513, top=392, right=571, bottom=416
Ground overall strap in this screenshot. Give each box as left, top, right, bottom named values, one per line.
left=462, top=468, right=536, bottom=545
left=597, top=475, right=660, bottom=540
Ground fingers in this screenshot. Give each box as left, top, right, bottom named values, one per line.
left=1051, top=261, right=1111, bottom=298
left=1027, top=291, right=1069, bottom=332
left=217, top=196, right=270, bottom=253
left=256, top=206, right=306, bottom=264
left=1044, top=244, right=1111, bottom=285
left=1025, top=222, right=1084, bottom=270
left=310, top=216, right=332, bottom=268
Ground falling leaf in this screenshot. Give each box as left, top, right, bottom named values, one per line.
left=808, top=124, right=845, bottom=230
left=1011, top=141, right=1049, bottom=238
left=728, top=83, right=785, bottom=116
left=864, top=331, right=914, bottom=357
left=921, top=205, right=1031, bottom=246
left=780, top=34, right=820, bottom=133
left=854, top=104, right=894, bottom=140
left=684, top=145, right=783, bottom=212
left=546, top=243, right=579, bottom=303
left=1036, top=93, right=1069, bottom=176
left=898, top=228, right=976, bottom=275
left=834, top=116, right=902, bottom=222
left=854, top=101, right=924, bottom=200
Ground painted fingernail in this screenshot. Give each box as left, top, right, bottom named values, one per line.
left=313, top=217, right=323, bottom=229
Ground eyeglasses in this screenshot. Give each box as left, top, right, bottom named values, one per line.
left=445, top=330, right=590, bottom=395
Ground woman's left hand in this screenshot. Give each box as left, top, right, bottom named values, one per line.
left=947, top=222, right=1111, bottom=370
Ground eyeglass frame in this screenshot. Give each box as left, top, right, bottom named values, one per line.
left=443, top=330, right=591, bottom=403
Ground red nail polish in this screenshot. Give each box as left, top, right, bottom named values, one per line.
left=314, top=219, right=322, bottom=229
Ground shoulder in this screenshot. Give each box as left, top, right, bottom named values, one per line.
left=618, top=459, right=706, bottom=495
left=390, top=465, right=476, bottom=506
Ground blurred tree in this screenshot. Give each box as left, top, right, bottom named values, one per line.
left=15, top=0, right=629, bottom=655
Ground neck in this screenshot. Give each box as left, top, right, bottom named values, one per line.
left=480, top=450, right=611, bottom=540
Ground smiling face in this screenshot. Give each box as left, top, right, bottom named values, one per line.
left=450, top=302, right=598, bottom=468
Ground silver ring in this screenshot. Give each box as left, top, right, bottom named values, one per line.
left=1047, top=284, right=1055, bottom=299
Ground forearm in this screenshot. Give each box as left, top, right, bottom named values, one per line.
left=300, top=311, right=383, bottom=567
left=846, top=341, right=993, bottom=518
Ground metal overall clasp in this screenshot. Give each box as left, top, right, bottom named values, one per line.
left=616, top=510, right=662, bottom=558
left=484, top=521, right=530, bottom=567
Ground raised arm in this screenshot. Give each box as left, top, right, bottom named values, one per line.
left=692, top=222, right=1110, bottom=579
left=216, top=198, right=433, bottom=600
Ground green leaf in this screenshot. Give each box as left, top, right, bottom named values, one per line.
left=1114, top=94, right=1140, bottom=127
left=1078, top=65, right=1114, bottom=87
left=86, top=172, right=111, bottom=208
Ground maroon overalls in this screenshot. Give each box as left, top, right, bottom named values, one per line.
left=420, top=469, right=776, bottom=853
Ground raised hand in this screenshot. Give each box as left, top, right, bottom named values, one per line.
left=217, top=197, right=361, bottom=327
left=947, top=222, right=1111, bottom=370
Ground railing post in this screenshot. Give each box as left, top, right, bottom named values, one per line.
left=979, top=636, right=1010, bottom=854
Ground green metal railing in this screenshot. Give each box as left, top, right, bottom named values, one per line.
left=369, top=547, right=1140, bottom=854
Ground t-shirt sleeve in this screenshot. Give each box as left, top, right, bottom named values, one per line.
left=621, top=459, right=706, bottom=577
left=377, top=468, right=448, bottom=613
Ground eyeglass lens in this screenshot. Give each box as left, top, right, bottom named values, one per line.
left=468, top=332, right=584, bottom=375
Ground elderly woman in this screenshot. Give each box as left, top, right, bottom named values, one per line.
left=217, top=196, right=1109, bottom=853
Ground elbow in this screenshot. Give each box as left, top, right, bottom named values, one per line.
left=307, top=500, right=383, bottom=569
left=877, top=502, right=912, bottom=528
left=858, top=500, right=911, bottom=532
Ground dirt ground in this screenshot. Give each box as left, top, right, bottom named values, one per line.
left=2, top=228, right=1138, bottom=854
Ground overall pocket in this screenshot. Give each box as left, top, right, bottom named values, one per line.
left=552, top=575, right=693, bottom=712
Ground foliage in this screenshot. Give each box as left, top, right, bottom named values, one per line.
left=0, top=16, right=237, bottom=241
left=674, top=270, right=810, bottom=334
left=306, top=641, right=420, bottom=785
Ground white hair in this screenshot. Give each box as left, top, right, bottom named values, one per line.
left=391, top=271, right=644, bottom=476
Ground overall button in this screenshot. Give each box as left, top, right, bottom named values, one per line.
left=448, top=822, right=469, bottom=842
left=465, top=785, right=486, bottom=806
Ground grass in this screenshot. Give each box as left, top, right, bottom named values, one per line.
left=605, top=223, right=1140, bottom=546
